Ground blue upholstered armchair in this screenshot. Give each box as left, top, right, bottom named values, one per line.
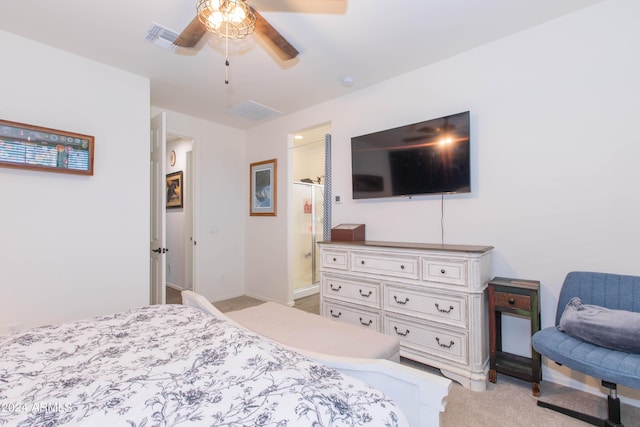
left=532, top=271, right=640, bottom=426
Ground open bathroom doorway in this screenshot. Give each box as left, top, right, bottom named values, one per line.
left=290, top=123, right=330, bottom=300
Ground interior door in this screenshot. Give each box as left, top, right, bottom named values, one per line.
left=150, top=113, right=167, bottom=305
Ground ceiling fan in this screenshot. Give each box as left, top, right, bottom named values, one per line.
left=173, top=0, right=300, bottom=61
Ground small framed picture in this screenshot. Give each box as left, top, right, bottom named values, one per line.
left=250, top=159, right=277, bottom=216
left=166, top=171, right=183, bottom=209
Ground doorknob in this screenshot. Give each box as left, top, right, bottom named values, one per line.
left=152, top=248, right=162, bottom=253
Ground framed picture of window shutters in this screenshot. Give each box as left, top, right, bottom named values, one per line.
left=0, top=119, right=94, bottom=175
left=250, top=158, right=277, bottom=216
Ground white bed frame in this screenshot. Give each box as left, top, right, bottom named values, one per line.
left=182, top=291, right=452, bottom=426
left=300, top=348, right=451, bottom=426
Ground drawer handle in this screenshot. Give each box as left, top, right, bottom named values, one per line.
left=359, top=317, right=373, bottom=327
left=440, top=269, right=446, bottom=274
left=332, top=257, right=337, bottom=262
left=400, top=264, right=405, bottom=270
left=330, top=310, right=342, bottom=318
left=361, top=260, right=365, bottom=265
left=508, top=298, right=516, bottom=305
left=435, top=303, right=454, bottom=314
left=394, top=296, right=410, bottom=305
left=359, top=289, right=372, bottom=298
left=330, top=284, right=342, bottom=292
left=436, top=337, right=455, bottom=349
left=394, top=326, right=410, bottom=336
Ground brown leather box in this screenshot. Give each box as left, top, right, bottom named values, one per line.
left=331, top=224, right=365, bottom=241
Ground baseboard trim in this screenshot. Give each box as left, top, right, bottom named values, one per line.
left=293, top=284, right=319, bottom=299
left=166, top=283, right=184, bottom=291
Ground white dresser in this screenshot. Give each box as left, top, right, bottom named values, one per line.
left=318, top=240, right=493, bottom=391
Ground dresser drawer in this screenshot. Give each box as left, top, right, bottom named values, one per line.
left=385, top=316, right=468, bottom=366
left=321, top=249, right=349, bottom=270
left=494, top=291, right=531, bottom=312
left=384, top=285, right=467, bottom=328
left=351, top=252, right=420, bottom=280
left=322, top=301, right=382, bottom=332
left=322, top=275, right=381, bottom=308
left=422, top=258, right=468, bottom=287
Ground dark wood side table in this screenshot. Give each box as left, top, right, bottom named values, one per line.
left=488, top=277, right=541, bottom=396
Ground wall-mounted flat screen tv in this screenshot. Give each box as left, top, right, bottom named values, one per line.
left=351, top=111, right=470, bottom=199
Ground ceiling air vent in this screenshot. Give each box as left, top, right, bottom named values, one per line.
left=146, top=23, right=179, bottom=51
left=227, top=101, right=282, bottom=121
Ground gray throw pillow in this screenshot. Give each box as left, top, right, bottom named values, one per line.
left=559, top=297, right=640, bottom=353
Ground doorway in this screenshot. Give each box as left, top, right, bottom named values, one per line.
left=290, top=123, right=330, bottom=299
left=165, top=135, right=195, bottom=300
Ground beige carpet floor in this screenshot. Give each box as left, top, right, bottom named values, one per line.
left=439, top=371, right=640, bottom=426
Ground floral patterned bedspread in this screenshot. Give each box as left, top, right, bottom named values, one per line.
left=0, top=305, right=408, bottom=426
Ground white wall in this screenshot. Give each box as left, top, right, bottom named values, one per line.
left=245, top=0, right=640, bottom=402
left=0, top=31, right=150, bottom=333
left=245, top=121, right=295, bottom=304
left=152, top=108, right=246, bottom=303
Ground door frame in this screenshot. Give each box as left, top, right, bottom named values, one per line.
left=287, top=124, right=331, bottom=306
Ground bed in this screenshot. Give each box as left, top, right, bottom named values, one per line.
left=0, top=303, right=450, bottom=426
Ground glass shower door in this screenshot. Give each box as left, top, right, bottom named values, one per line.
left=292, top=182, right=324, bottom=291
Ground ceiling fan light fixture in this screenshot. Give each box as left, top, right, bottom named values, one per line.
left=197, top=0, right=256, bottom=39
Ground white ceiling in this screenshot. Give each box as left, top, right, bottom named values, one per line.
left=0, top=0, right=602, bottom=129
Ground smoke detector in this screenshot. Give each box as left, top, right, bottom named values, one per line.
left=341, top=76, right=355, bottom=87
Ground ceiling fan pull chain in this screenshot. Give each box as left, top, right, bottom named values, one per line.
left=224, top=23, right=230, bottom=84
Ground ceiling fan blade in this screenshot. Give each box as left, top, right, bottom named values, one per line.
left=174, top=16, right=207, bottom=48
left=251, top=7, right=299, bottom=61
left=251, top=0, right=346, bottom=14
